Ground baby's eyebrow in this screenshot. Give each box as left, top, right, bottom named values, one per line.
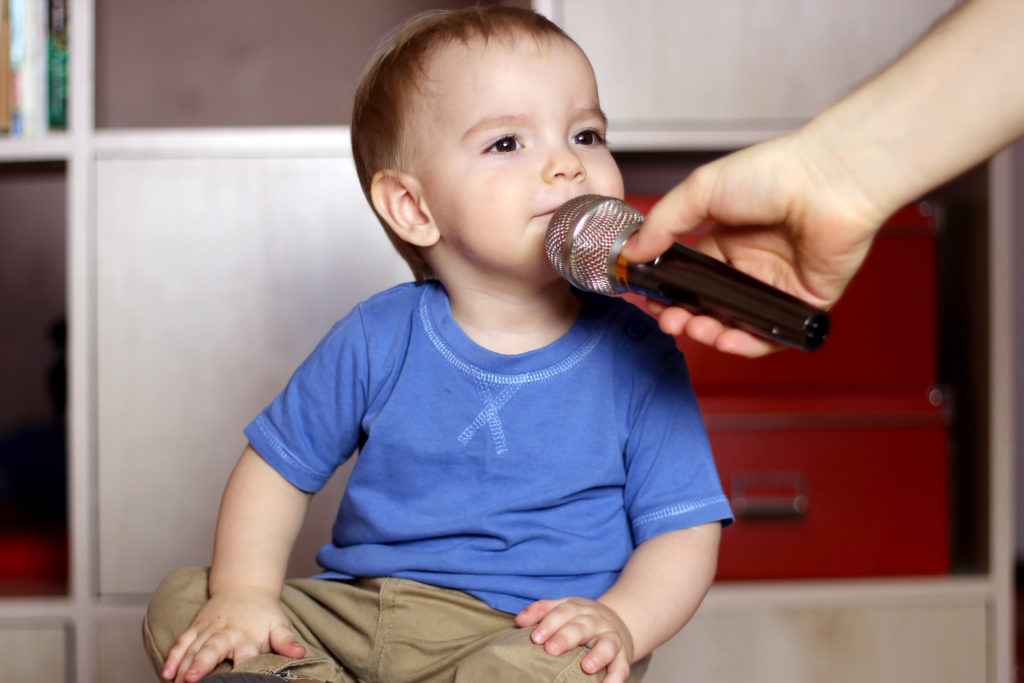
left=461, top=106, right=608, bottom=141
left=462, top=114, right=532, bottom=140
left=572, top=105, right=608, bottom=127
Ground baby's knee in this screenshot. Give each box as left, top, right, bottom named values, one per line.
left=454, top=627, right=602, bottom=682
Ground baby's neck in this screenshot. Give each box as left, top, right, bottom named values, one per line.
left=445, top=282, right=582, bottom=355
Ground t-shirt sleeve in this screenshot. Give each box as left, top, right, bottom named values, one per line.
left=623, top=343, right=733, bottom=545
left=244, top=308, right=370, bottom=493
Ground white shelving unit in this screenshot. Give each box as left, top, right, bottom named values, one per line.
left=0, top=1, right=1013, bottom=681
left=0, top=134, right=71, bottom=161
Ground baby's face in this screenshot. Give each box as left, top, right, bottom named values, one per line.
left=404, top=33, right=624, bottom=287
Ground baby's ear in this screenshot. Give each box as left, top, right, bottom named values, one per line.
left=370, top=171, right=440, bottom=247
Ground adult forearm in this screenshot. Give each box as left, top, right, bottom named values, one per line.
left=802, top=0, right=1024, bottom=221
left=598, top=523, right=721, bottom=662
left=208, top=445, right=312, bottom=598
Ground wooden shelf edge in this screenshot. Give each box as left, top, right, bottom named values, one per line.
left=0, top=593, right=150, bottom=622
left=704, top=575, right=996, bottom=610
left=93, top=126, right=353, bottom=159
left=0, top=597, right=75, bottom=621
left=0, top=134, right=73, bottom=162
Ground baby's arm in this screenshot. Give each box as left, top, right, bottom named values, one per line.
left=162, top=445, right=312, bottom=683
left=516, top=522, right=721, bottom=683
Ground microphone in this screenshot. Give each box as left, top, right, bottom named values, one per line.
left=545, top=195, right=830, bottom=352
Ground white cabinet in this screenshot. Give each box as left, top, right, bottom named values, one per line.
left=0, top=623, right=70, bottom=682
left=95, top=142, right=409, bottom=595
left=645, top=592, right=987, bottom=683
left=555, top=0, right=957, bottom=126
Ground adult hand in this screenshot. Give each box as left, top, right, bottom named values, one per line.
left=623, top=131, right=883, bottom=357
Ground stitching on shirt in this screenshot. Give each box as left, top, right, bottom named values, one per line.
left=418, top=288, right=605, bottom=386
left=253, top=418, right=332, bottom=482
left=419, top=287, right=607, bottom=455
left=458, top=380, right=519, bottom=454
left=632, top=495, right=730, bottom=528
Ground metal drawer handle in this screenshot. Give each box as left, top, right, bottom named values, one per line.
left=731, top=472, right=808, bottom=520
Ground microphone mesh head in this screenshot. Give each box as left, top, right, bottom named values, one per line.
left=545, top=195, right=645, bottom=295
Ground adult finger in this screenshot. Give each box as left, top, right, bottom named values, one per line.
left=623, top=171, right=713, bottom=264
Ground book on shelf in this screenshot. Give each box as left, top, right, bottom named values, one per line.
left=2, top=0, right=67, bottom=138
left=47, top=0, right=65, bottom=129
left=1, top=0, right=10, bottom=133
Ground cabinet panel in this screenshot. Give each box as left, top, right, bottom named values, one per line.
left=96, top=155, right=410, bottom=595
left=558, top=0, right=956, bottom=125
left=645, top=600, right=986, bottom=683
left=98, top=613, right=162, bottom=683
left=0, top=624, right=69, bottom=682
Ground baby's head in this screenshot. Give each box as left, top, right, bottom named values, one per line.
left=352, top=7, right=622, bottom=285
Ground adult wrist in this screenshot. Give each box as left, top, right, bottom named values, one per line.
left=792, top=115, right=902, bottom=231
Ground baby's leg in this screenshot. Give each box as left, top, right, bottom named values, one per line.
left=358, top=578, right=649, bottom=682
left=454, top=627, right=651, bottom=682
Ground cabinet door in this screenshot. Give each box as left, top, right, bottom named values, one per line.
left=99, top=611, right=164, bottom=683
left=0, top=624, right=69, bottom=682
left=95, top=155, right=409, bottom=595
left=556, top=0, right=957, bottom=125
left=644, top=599, right=986, bottom=683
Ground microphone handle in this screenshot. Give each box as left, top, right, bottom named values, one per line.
left=619, top=242, right=831, bottom=352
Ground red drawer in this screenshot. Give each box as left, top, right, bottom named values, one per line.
left=704, top=394, right=950, bottom=580
left=624, top=197, right=940, bottom=392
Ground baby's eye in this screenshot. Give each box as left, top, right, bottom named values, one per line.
left=487, top=136, right=522, bottom=153
left=573, top=129, right=607, bottom=146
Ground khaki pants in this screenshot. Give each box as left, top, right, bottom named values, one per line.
left=143, top=567, right=650, bottom=682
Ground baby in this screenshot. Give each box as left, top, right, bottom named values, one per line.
left=144, top=8, right=731, bottom=683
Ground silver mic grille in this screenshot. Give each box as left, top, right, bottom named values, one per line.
left=545, top=195, right=645, bottom=295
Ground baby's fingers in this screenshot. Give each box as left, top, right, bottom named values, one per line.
left=531, top=605, right=598, bottom=656
left=175, top=632, right=236, bottom=683
left=515, top=599, right=562, bottom=628
left=269, top=623, right=307, bottom=659
left=581, top=632, right=630, bottom=680
left=162, top=629, right=200, bottom=681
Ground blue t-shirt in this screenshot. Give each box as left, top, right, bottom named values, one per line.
left=245, top=282, right=732, bottom=614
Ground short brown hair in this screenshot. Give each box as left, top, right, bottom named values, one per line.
left=351, top=7, right=576, bottom=283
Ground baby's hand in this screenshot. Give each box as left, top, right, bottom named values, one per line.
left=162, top=589, right=305, bottom=683
left=516, top=597, right=634, bottom=683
